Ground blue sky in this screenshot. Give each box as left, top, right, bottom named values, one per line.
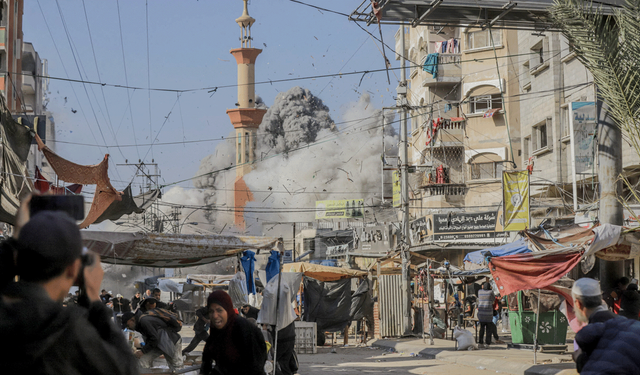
left=23, top=0, right=398, bottom=193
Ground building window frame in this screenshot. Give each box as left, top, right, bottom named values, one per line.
left=470, top=160, right=505, bottom=181
left=469, top=93, right=502, bottom=114
left=532, top=117, right=553, bottom=155
left=466, top=29, right=502, bottom=51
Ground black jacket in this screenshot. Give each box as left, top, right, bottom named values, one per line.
left=137, top=312, right=182, bottom=356
left=131, top=296, right=142, bottom=311
left=113, top=298, right=131, bottom=313
left=200, top=316, right=267, bottom=375
left=620, top=290, right=640, bottom=320
left=0, top=282, right=139, bottom=375
left=194, top=306, right=210, bottom=333
left=243, top=306, right=260, bottom=320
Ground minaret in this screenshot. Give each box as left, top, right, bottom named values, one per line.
left=226, top=0, right=267, bottom=229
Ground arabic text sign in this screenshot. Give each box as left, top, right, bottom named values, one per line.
left=571, top=102, right=596, bottom=175
left=433, top=211, right=498, bottom=233
left=392, top=171, right=401, bottom=208
left=315, top=199, right=364, bottom=219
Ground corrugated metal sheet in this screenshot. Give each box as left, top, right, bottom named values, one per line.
left=378, top=274, right=404, bottom=337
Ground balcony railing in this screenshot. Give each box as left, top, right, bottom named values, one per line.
left=420, top=183, right=467, bottom=196
left=422, top=54, right=462, bottom=87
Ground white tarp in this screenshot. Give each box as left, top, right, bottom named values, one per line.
left=258, top=272, right=303, bottom=330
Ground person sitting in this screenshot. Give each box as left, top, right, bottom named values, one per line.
left=200, top=290, right=267, bottom=375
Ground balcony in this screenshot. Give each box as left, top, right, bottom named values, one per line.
left=429, top=120, right=465, bottom=147
left=420, top=183, right=467, bottom=197
left=22, top=74, right=35, bottom=94
left=422, top=54, right=461, bottom=87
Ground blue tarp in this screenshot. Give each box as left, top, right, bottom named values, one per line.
left=240, top=250, right=256, bottom=294
left=265, top=250, right=281, bottom=283
left=463, top=238, right=531, bottom=264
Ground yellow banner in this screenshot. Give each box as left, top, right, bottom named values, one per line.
left=503, top=170, right=530, bottom=231
left=392, top=171, right=401, bottom=208
left=316, top=199, right=364, bottom=219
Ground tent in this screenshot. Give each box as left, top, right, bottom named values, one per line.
left=82, top=231, right=280, bottom=267
left=464, top=237, right=531, bottom=265
left=282, top=262, right=367, bottom=282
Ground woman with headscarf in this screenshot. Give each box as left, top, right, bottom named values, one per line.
left=200, top=290, right=267, bottom=375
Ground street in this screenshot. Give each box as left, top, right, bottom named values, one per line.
left=298, top=347, right=488, bottom=375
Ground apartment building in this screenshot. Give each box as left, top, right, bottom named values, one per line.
left=0, top=0, right=23, bottom=113
left=398, top=25, right=521, bottom=265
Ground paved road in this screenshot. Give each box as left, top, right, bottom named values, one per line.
left=297, top=346, right=493, bottom=375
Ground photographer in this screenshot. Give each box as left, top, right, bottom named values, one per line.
left=0, top=199, right=138, bottom=375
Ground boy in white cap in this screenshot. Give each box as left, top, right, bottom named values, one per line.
left=572, top=277, right=640, bottom=374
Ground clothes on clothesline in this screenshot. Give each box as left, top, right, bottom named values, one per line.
left=434, top=38, right=459, bottom=54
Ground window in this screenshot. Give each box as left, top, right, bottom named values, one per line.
left=524, top=136, right=531, bottom=159
left=470, top=161, right=504, bottom=180
left=237, top=132, right=242, bottom=163
left=467, top=29, right=501, bottom=50
left=561, top=105, right=571, bottom=140
left=532, top=118, right=553, bottom=153
left=529, top=38, right=549, bottom=72
left=469, top=93, right=502, bottom=114
left=244, top=131, right=250, bottom=162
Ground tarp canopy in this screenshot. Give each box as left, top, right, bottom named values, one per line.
left=82, top=231, right=280, bottom=267
left=303, top=276, right=352, bottom=332
left=0, top=115, right=33, bottom=225
left=93, top=184, right=160, bottom=224
left=282, top=262, right=367, bottom=282
left=464, top=237, right=531, bottom=264
left=186, top=274, right=234, bottom=286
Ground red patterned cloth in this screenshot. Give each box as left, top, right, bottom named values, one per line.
left=34, top=166, right=83, bottom=195
left=35, top=134, right=122, bottom=228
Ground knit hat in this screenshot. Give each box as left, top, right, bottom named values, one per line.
left=16, top=211, right=83, bottom=282
left=572, top=278, right=602, bottom=297
left=207, top=290, right=236, bottom=318
left=121, top=312, right=136, bottom=329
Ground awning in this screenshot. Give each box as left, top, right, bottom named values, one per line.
left=282, top=262, right=367, bottom=282
left=82, top=231, right=280, bottom=267
left=464, top=237, right=531, bottom=264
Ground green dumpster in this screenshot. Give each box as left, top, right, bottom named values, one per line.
left=508, top=291, right=568, bottom=345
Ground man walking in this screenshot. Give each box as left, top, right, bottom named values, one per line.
left=477, top=282, right=495, bottom=348
left=131, top=292, right=142, bottom=311
left=572, top=277, right=640, bottom=374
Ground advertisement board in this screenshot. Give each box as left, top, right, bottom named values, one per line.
left=354, top=225, right=391, bottom=253
left=315, top=199, right=364, bottom=219
left=410, top=210, right=507, bottom=244
left=503, top=170, right=530, bottom=231
left=571, top=102, right=596, bottom=175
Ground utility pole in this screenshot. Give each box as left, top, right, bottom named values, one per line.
left=398, top=23, right=412, bottom=337
left=596, top=98, right=624, bottom=287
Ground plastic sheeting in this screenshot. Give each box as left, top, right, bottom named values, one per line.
left=349, top=278, right=374, bottom=323
left=463, top=238, right=531, bottom=264
left=266, top=250, right=280, bottom=283
left=241, top=250, right=257, bottom=294
left=82, top=231, right=279, bottom=267
left=303, top=276, right=352, bottom=332
left=257, top=272, right=303, bottom=330
left=228, top=272, right=249, bottom=308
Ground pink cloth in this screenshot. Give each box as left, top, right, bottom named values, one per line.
left=434, top=42, right=442, bottom=53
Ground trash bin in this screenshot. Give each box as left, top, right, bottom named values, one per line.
left=508, top=291, right=568, bottom=345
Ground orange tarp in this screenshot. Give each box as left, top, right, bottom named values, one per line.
left=36, top=134, right=122, bottom=228
left=283, top=262, right=367, bottom=282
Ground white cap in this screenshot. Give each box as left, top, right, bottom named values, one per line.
left=572, top=278, right=602, bottom=297
left=116, top=294, right=123, bottom=298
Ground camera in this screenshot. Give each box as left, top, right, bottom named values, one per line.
left=29, top=195, right=85, bottom=221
